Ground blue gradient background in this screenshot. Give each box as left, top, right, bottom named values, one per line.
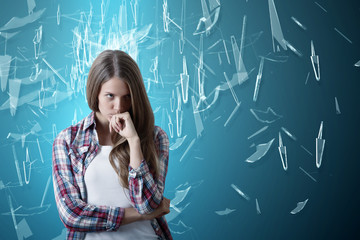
left=1, top=0, right=359, bottom=239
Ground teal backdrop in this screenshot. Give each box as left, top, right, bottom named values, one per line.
left=0, top=0, right=359, bottom=239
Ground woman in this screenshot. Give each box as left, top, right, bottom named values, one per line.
left=52, top=50, right=172, bottom=240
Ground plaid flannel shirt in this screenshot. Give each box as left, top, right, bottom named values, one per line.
left=52, top=111, right=172, bottom=240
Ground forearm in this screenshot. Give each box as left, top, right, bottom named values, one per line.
left=54, top=190, right=124, bottom=232
left=121, top=207, right=146, bottom=225
left=128, top=137, right=143, bottom=169
left=127, top=127, right=169, bottom=214
left=128, top=159, right=163, bottom=214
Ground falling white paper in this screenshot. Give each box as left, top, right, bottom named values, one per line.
left=231, top=184, right=250, bottom=201
left=170, top=135, right=187, bottom=150
left=250, top=107, right=283, bottom=123
left=256, top=198, right=261, bottom=214
left=172, top=186, right=191, bottom=206
left=215, top=208, right=236, bottom=216
left=0, top=9, right=46, bottom=31
left=246, top=138, right=275, bottom=163
left=290, top=199, right=309, bottom=214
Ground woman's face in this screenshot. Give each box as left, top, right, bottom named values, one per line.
left=97, top=77, right=132, bottom=122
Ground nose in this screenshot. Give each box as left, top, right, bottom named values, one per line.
left=113, top=98, right=123, bottom=113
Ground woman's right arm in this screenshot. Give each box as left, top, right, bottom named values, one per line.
left=52, top=134, right=149, bottom=232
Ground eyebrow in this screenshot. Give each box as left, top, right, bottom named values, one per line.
left=104, top=91, right=130, bottom=95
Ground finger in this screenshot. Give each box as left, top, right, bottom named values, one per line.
left=111, top=118, right=118, bottom=132
left=116, top=112, right=130, bottom=118
left=156, top=212, right=166, bottom=218
left=160, top=210, right=170, bottom=217
left=116, top=113, right=131, bottom=124
left=116, top=121, right=122, bottom=131
left=114, top=125, right=120, bottom=133
left=119, top=117, right=126, bottom=126
left=114, top=116, right=118, bottom=126
left=114, top=113, right=124, bottom=121
left=111, top=119, right=117, bottom=133
left=117, top=123, right=123, bottom=133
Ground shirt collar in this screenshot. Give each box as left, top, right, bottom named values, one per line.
left=83, top=111, right=96, bottom=130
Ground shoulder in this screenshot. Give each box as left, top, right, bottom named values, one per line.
left=53, top=112, right=94, bottom=148
left=153, top=126, right=169, bottom=156
left=154, top=126, right=169, bottom=146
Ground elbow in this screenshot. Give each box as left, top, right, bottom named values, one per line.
left=59, top=213, right=75, bottom=230
left=56, top=200, right=83, bottom=231
left=128, top=182, right=163, bottom=214
left=58, top=209, right=79, bottom=230
left=59, top=213, right=88, bottom=232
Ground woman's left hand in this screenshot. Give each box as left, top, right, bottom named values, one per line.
left=109, top=112, right=138, bottom=140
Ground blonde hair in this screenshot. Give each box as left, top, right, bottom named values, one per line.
left=86, top=50, right=159, bottom=188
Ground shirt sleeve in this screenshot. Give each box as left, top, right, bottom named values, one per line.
left=128, top=127, right=170, bottom=214
left=52, top=132, right=125, bottom=232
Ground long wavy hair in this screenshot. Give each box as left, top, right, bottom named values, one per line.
left=86, top=50, right=158, bottom=188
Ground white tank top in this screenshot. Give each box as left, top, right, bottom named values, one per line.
left=84, top=145, right=158, bottom=240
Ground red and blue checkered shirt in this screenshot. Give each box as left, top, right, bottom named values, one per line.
left=52, top=111, right=172, bottom=240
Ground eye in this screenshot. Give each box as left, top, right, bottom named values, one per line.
left=106, top=93, right=114, bottom=98
left=125, top=94, right=131, bottom=99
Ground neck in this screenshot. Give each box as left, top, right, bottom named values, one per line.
left=95, top=112, right=112, bottom=145
left=95, top=112, right=109, bottom=130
